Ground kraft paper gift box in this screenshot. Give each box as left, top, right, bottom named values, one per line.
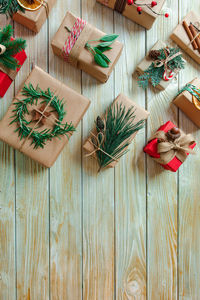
left=96, top=0, right=166, bottom=30
left=173, top=78, right=200, bottom=128
left=13, top=0, right=56, bottom=33
left=170, top=11, right=200, bottom=64
left=83, top=93, right=149, bottom=169
left=136, top=40, right=183, bottom=91
left=143, top=121, right=196, bottom=172
left=0, top=66, right=90, bottom=167
left=51, top=11, right=123, bottom=83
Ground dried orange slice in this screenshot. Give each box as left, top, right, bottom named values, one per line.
left=17, top=0, right=43, bottom=11
left=192, top=89, right=200, bottom=110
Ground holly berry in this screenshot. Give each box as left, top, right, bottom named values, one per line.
left=151, top=1, right=157, bottom=7
left=127, top=0, right=134, bottom=5
left=137, top=6, right=142, bottom=14
left=165, top=13, right=169, bottom=18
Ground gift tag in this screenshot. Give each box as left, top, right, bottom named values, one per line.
left=17, top=0, right=43, bottom=11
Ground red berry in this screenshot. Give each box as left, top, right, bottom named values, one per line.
left=151, top=1, right=157, bottom=7
left=127, top=0, right=134, bottom=5
left=165, top=13, right=169, bottom=18
left=137, top=6, right=142, bottom=12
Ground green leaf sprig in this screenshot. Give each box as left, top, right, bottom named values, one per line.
left=0, top=24, right=26, bottom=70
left=85, top=34, right=119, bottom=68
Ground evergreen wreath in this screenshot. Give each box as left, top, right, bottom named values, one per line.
left=91, top=103, right=145, bottom=170
left=0, top=0, right=24, bottom=17
left=138, top=47, right=185, bottom=89
left=10, top=83, right=76, bottom=149
left=0, top=24, right=26, bottom=70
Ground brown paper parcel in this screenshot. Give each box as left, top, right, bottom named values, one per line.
left=51, top=11, right=123, bottom=83
left=136, top=40, right=177, bottom=91
left=0, top=66, right=90, bottom=167
left=173, top=77, right=200, bottom=128
left=170, top=11, right=200, bottom=64
left=83, top=94, right=149, bottom=168
left=96, top=0, right=166, bottom=30
left=13, top=0, right=56, bottom=33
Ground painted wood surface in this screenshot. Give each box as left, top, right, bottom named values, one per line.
left=0, top=0, right=199, bottom=299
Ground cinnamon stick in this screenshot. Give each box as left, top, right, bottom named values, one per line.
left=183, top=20, right=198, bottom=50
left=189, top=23, right=200, bottom=53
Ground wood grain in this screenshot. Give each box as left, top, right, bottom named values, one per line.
left=146, top=0, right=179, bottom=298
left=0, top=16, right=16, bottom=300
left=113, top=12, right=147, bottom=300
left=14, top=19, right=49, bottom=300
left=178, top=2, right=200, bottom=299
left=0, top=1, right=200, bottom=300
left=49, top=1, right=83, bottom=299
left=82, top=1, right=115, bottom=299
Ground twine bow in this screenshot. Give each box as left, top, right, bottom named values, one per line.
left=85, top=131, right=119, bottom=164
left=0, top=44, right=6, bottom=55
left=153, top=47, right=182, bottom=77
left=151, top=130, right=195, bottom=165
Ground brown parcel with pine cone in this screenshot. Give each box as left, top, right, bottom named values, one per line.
left=97, top=0, right=166, bottom=30
left=51, top=11, right=123, bottom=83
left=13, top=0, right=56, bottom=33
left=83, top=94, right=149, bottom=168
left=0, top=66, right=90, bottom=168
left=136, top=40, right=173, bottom=91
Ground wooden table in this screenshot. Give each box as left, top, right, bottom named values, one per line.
left=1, top=0, right=200, bottom=299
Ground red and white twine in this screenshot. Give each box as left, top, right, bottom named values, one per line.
left=63, top=17, right=86, bottom=60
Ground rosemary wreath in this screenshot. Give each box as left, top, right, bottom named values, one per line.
left=91, top=103, right=145, bottom=170
left=10, top=83, right=76, bottom=149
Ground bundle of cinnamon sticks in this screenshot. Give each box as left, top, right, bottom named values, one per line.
left=183, top=21, right=200, bottom=53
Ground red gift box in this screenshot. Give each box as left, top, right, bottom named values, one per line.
left=143, top=121, right=196, bottom=172
left=0, top=39, right=27, bottom=98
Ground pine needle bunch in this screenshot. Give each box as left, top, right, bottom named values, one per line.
left=93, top=103, right=145, bottom=170
left=0, top=0, right=24, bottom=17
left=10, top=83, right=76, bottom=149
left=0, top=24, right=26, bottom=70
left=138, top=47, right=185, bottom=89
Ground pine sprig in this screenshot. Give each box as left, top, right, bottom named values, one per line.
left=10, top=84, right=76, bottom=149
left=85, top=34, right=118, bottom=68
left=93, top=103, right=145, bottom=170
left=0, top=0, right=25, bottom=17
left=0, top=24, right=26, bottom=70
left=138, top=47, right=185, bottom=89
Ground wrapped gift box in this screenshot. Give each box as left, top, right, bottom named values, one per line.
left=0, top=66, right=90, bottom=167
left=144, top=121, right=196, bottom=172
left=0, top=38, right=27, bottom=98
left=136, top=40, right=183, bottom=91
left=51, top=11, right=123, bottom=83
left=97, top=0, right=166, bottom=30
left=13, top=0, right=56, bottom=33
left=83, top=93, right=149, bottom=168
left=170, top=11, right=200, bottom=64
left=173, top=78, right=200, bottom=128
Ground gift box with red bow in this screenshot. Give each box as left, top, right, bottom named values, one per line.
left=143, top=121, right=196, bottom=172
left=0, top=25, right=27, bottom=98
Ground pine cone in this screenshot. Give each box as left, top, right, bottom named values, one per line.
left=148, top=50, right=161, bottom=61
left=96, top=116, right=104, bottom=131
